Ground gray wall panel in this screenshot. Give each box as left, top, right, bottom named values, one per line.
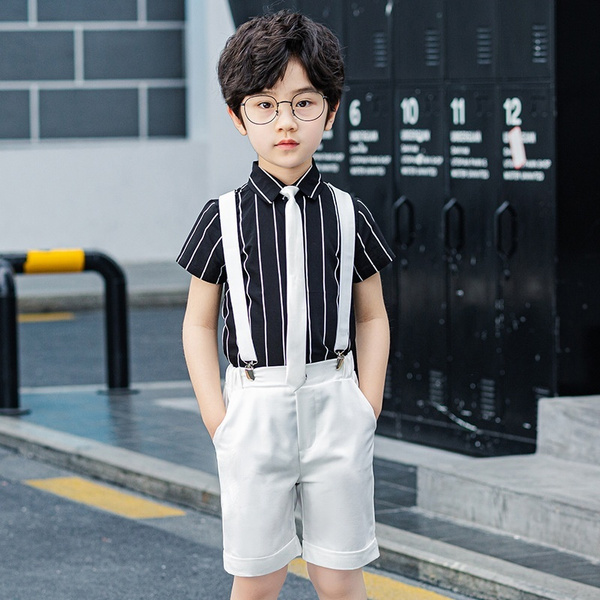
left=85, top=30, right=184, bottom=80
left=0, top=91, right=30, bottom=139
left=40, top=89, right=139, bottom=138
left=37, top=0, right=137, bottom=21
left=148, top=87, right=186, bottom=136
left=0, top=0, right=27, bottom=21
left=147, top=0, right=185, bottom=21
left=0, top=32, right=74, bottom=80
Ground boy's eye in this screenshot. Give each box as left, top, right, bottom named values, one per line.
left=294, top=99, right=313, bottom=109
left=257, top=100, right=274, bottom=110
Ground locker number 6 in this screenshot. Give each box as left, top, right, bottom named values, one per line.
left=349, top=99, right=362, bottom=127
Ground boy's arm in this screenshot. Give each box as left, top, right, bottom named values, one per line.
left=353, top=272, right=390, bottom=418
left=182, top=275, right=225, bottom=439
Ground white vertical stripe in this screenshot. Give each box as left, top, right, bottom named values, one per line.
left=74, top=28, right=84, bottom=83
left=28, top=0, right=37, bottom=24
left=29, top=85, right=40, bottom=142
left=137, top=0, right=147, bottom=23
left=139, top=83, right=149, bottom=138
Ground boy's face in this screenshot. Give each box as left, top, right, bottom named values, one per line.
left=228, top=59, right=338, bottom=185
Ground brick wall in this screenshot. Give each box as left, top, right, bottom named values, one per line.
left=0, top=0, right=186, bottom=141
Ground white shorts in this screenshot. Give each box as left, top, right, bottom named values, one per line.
left=212, top=353, right=379, bottom=577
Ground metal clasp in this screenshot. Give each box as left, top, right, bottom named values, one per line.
left=335, top=351, right=345, bottom=370
left=244, top=361, right=257, bottom=381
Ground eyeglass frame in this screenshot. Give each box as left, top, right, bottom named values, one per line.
left=240, top=91, right=329, bottom=125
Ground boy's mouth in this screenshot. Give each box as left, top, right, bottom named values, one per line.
left=276, top=139, right=299, bottom=148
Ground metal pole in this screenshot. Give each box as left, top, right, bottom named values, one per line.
left=0, top=259, right=28, bottom=415
left=84, top=252, right=130, bottom=390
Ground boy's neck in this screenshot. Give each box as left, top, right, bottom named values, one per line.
left=257, top=158, right=313, bottom=186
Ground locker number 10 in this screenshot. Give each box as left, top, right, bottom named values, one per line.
left=400, top=97, right=419, bottom=125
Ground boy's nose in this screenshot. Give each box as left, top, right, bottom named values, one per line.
left=275, top=102, right=298, bottom=129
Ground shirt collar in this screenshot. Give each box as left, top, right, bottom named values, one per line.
left=247, top=161, right=325, bottom=204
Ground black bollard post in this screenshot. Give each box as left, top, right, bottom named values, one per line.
left=84, top=252, right=130, bottom=391
left=0, top=259, right=29, bottom=415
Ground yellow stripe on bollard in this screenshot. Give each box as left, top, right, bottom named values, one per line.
left=23, top=248, right=86, bottom=274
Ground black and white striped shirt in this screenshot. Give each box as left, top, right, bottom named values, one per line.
left=177, top=161, right=394, bottom=368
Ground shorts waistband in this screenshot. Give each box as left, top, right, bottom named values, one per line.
left=226, top=353, right=356, bottom=390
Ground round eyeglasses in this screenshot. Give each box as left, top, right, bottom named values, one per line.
left=241, top=92, right=328, bottom=125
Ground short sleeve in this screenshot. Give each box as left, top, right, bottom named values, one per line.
left=354, top=198, right=395, bottom=282
left=176, top=199, right=226, bottom=284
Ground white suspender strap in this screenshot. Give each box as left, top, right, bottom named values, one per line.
left=218, top=191, right=258, bottom=368
left=329, top=185, right=356, bottom=355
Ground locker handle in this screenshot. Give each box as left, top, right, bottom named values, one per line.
left=443, top=198, right=465, bottom=253
left=393, top=195, right=415, bottom=249
left=494, top=201, right=518, bottom=258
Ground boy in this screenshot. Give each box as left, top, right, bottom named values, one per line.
left=178, top=11, right=394, bottom=600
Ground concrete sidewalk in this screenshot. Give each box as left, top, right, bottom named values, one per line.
left=2, top=260, right=600, bottom=600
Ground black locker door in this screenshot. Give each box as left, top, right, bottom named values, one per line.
left=345, top=0, right=392, bottom=82
left=298, top=0, right=345, bottom=41
left=314, top=96, right=347, bottom=189
left=446, top=0, right=496, bottom=81
left=394, top=86, right=448, bottom=444
left=497, top=0, right=554, bottom=80
left=445, top=86, right=499, bottom=448
left=227, top=1, right=298, bottom=26
left=496, top=86, right=556, bottom=448
left=394, top=0, right=444, bottom=82
left=344, top=84, right=394, bottom=240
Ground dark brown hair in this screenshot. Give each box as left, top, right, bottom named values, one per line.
left=218, top=10, right=345, bottom=120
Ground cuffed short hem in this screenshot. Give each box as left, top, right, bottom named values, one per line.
left=223, top=536, right=302, bottom=577
left=302, top=538, right=380, bottom=570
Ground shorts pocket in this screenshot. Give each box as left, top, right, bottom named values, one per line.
left=350, top=376, right=378, bottom=426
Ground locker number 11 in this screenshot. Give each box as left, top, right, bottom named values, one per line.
left=450, top=97, right=466, bottom=125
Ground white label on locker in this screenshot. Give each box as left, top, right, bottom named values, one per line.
left=508, top=126, right=527, bottom=170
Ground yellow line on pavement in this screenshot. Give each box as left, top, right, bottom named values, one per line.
left=25, top=477, right=185, bottom=519
left=18, top=312, right=75, bottom=323
left=288, top=558, right=453, bottom=600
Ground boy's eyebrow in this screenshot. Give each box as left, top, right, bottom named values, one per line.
left=260, top=86, right=320, bottom=96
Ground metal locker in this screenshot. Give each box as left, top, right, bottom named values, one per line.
left=445, top=85, right=500, bottom=452
left=314, top=95, right=348, bottom=189
left=497, top=0, right=554, bottom=80
left=297, top=0, right=345, bottom=41
left=344, top=83, right=394, bottom=239
left=393, top=86, right=448, bottom=445
left=495, top=86, right=556, bottom=450
left=345, top=0, right=393, bottom=82
left=446, top=0, right=496, bottom=81
left=394, top=0, right=444, bottom=82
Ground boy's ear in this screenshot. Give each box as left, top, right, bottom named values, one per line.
left=227, top=106, right=248, bottom=136
left=324, top=102, right=340, bottom=132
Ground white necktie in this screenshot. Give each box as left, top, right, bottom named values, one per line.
left=281, top=185, right=306, bottom=388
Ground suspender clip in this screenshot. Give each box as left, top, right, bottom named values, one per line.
left=244, top=361, right=257, bottom=381
left=335, top=351, right=345, bottom=370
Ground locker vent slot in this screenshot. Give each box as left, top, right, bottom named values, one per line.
left=476, top=27, right=493, bottom=65
left=479, top=378, right=496, bottom=420
left=373, top=31, right=389, bottom=69
left=532, top=25, right=549, bottom=63
left=428, top=369, right=446, bottom=405
left=424, top=28, right=441, bottom=67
